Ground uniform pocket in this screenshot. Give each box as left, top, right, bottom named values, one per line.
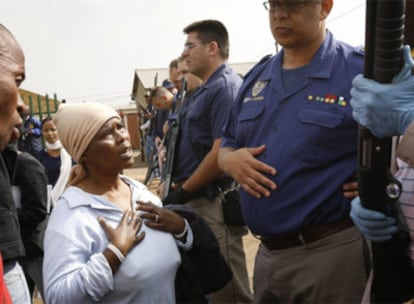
left=297, top=106, right=346, bottom=163
left=237, top=102, right=265, bottom=122
left=236, top=103, right=265, bottom=143
left=298, top=107, right=344, bottom=128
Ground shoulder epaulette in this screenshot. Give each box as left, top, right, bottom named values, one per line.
left=243, top=54, right=273, bottom=80
left=353, top=45, right=365, bottom=56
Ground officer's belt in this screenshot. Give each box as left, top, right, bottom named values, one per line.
left=261, top=217, right=354, bottom=250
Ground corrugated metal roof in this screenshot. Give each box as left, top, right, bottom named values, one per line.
left=134, top=62, right=256, bottom=89
left=131, top=61, right=257, bottom=109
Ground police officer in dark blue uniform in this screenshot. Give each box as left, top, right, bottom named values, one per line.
left=163, top=20, right=253, bottom=303
left=219, top=1, right=367, bottom=303
left=18, top=113, right=42, bottom=159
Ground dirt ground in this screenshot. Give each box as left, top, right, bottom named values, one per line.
left=33, top=162, right=259, bottom=303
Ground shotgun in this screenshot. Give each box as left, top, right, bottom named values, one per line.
left=359, top=0, right=414, bottom=302
left=162, top=77, right=187, bottom=200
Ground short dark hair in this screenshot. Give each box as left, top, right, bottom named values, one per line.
left=183, top=19, right=229, bottom=59
left=41, top=116, right=53, bottom=128
left=149, top=86, right=168, bottom=102
left=169, top=58, right=179, bottom=70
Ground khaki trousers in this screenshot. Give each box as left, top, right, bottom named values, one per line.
left=253, top=226, right=367, bottom=304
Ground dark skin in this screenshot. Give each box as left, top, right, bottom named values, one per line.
left=137, top=202, right=186, bottom=235
left=0, top=25, right=26, bottom=151
left=99, top=210, right=145, bottom=273
left=343, top=181, right=358, bottom=199
left=78, top=117, right=186, bottom=274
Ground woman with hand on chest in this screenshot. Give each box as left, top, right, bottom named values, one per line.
left=43, top=103, right=193, bottom=304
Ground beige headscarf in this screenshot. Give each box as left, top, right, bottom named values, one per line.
left=53, top=102, right=120, bottom=186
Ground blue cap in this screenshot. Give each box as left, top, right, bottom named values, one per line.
left=162, top=79, right=174, bottom=89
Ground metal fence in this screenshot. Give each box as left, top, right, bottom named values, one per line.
left=21, top=92, right=60, bottom=120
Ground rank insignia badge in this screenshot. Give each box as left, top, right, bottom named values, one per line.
left=252, top=81, right=267, bottom=97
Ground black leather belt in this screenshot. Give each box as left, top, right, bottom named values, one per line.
left=261, top=217, right=354, bottom=250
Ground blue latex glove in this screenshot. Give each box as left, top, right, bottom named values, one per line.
left=351, top=45, right=414, bottom=137
left=350, top=197, right=399, bottom=242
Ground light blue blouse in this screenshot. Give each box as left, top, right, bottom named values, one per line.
left=43, top=176, right=192, bottom=303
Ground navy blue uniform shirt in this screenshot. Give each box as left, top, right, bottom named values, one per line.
left=222, top=31, right=364, bottom=237
left=173, top=63, right=242, bottom=183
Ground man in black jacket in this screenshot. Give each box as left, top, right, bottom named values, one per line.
left=0, top=23, right=31, bottom=303
left=3, top=143, right=48, bottom=299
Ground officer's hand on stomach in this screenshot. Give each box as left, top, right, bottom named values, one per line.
left=342, top=180, right=358, bottom=199
left=219, top=145, right=277, bottom=199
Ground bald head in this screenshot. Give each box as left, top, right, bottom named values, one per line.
left=0, top=24, right=24, bottom=64
left=0, top=24, right=26, bottom=151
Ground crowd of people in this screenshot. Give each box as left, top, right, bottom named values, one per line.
left=1, top=0, right=414, bottom=303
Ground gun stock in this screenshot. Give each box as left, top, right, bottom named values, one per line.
left=359, top=0, right=414, bottom=302
left=162, top=78, right=187, bottom=200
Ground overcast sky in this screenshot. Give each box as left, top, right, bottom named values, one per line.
left=1, top=0, right=365, bottom=103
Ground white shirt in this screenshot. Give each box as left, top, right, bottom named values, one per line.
left=395, top=158, right=414, bottom=266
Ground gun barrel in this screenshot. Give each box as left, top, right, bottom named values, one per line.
left=162, top=77, right=187, bottom=200
left=359, top=1, right=414, bottom=302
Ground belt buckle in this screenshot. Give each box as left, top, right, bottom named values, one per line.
left=298, top=232, right=306, bottom=245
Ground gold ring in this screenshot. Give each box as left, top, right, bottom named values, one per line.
left=154, top=214, right=159, bottom=223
